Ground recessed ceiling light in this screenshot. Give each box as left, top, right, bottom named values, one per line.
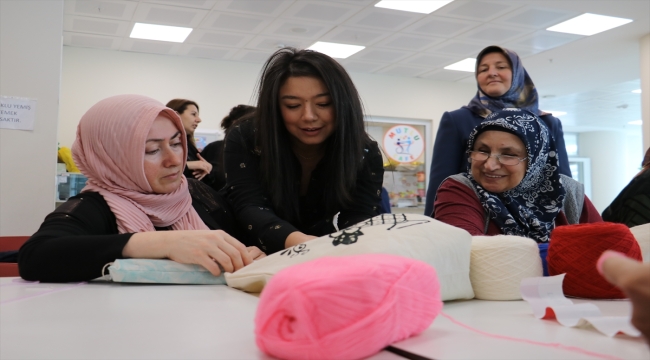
left=444, top=58, right=476, bottom=72
left=130, top=23, right=192, bottom=43
left=307, top=41, right=365, bottom=59
left=628, top=120, right=642, bottom=125
left=632, top=89, right=642, bottom=94
left=542, top=110, right=567, bottom=116
left=374, top=0, right=454, bottom=14
left=546, top=13, right=632, bottom=36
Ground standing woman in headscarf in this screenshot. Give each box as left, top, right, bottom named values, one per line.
left=433, top=108, right=601, bottom=241
left=18, top=95, right=263, bottom=283
left=424, top=45, right=572, bottom=216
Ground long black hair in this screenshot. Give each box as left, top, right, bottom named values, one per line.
left=254, top=47, right=372, bottom=223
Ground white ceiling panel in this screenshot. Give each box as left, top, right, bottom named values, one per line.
left=213, top=0, right=294, bottom=17
left=185, top=29, right=253, bottom=48
left=499, top=7, right=578, bottom=30
left=401, top=53, right=457, bottom=68
left=281, top=1, right=362, bottom=23
left=63, top=32, right=122, bottom=50
left=133, top=3, right=208, bottom=27
left=319, top=26, right=390, bottom=46
left=376, top=33, right=445, bottom=52
left=402, top=15, right=481, bottom=38
left=457, top=23, right=533, bottom=44
left=231, top=49, right=275, bottom=64
left=339, top=60, right=388, bottom=73
left=343, top=7, right=423, bottom=31
left=263, top=19, right=335, bottom=40
left=376, top=64, right=430, bottom=77
left=350, top=48, right=415, bottom=63
left=65, top=0, right=137, bottom=20
left=178, top=44, right=238, bottom=60
left=507, top=30, right=583, bottom=51
left=245, top=35, right=310, bottom=52
left=424, top=39, right=486, bottom=57
left=199, top=12, right=273, bottom=34
left=434, top=0, right=522, bottom=22
left=143, top=0, right=217, bottom=10
left=64, top=15, right=131, bottom=36
left=500, top=44, right=542, bottom=58
left=120, top=38, right=182, bottom=55
left=419, top=69, right=473, bottom=82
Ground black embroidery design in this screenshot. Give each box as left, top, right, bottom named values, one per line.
left=280, top=243, right=310, bottom=258
left=330, top=228, right=364, bottom=246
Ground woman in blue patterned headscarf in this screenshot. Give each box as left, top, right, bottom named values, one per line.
left=424, top=46, right=572, bottom=217
left=433, top=108, right=601, bottom=243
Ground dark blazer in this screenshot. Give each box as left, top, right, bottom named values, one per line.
left=424, top=107, right=572, bottom=216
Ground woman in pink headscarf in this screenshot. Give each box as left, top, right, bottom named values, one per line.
left=18, top=95, right=264, bottom=282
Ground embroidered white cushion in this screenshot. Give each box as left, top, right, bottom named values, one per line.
left=225, top=214, right=474, bottom=301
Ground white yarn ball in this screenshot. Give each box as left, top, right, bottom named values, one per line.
left=630, top=223, right=650, bottom=263
left=470, top=235, right=543, bottom=300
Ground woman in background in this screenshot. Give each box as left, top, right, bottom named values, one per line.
left=434, top=108, right=600, bottom=239
left=19, top=95, right=263, bottom=282
left=166, top=99, right=215, bottom=184
left=602, top=148, right=650, bottom=227
left=201, top=104, right=256, bottom=191
left=222, top=47, right=384, bottom=254
left=424, top=45, right=571, bottom=216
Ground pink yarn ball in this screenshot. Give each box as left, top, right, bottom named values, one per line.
left=254, top=254, right=443, bottom=360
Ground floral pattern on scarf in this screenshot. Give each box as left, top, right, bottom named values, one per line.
left=463, top=108, right=566, bottom=242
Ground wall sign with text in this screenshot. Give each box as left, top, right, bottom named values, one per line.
left=0, top=96, right=37, bottom=131
left=383, top=125, right=425, bottom=163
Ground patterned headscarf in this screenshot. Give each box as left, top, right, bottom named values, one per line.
left=463, top=108, right=566, bottom=242
left=465, top=46, right=541, bottom=118
left=72, top=94, right=209, bottom=233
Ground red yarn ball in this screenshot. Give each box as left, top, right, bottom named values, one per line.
left=548, top=222, right=642, bottom=299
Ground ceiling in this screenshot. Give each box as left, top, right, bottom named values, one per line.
left=62, top=0, right=650, bottom=133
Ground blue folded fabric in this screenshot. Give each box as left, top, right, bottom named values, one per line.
left=108, top=259, right=226, bottom=284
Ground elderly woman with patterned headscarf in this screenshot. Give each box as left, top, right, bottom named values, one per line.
left=18, top=95, right=264, bottom=282
left=433, top=108, right=601, bottom=243
left=424, top=45, right=572, bottom=217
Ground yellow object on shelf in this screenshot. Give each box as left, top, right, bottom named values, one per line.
left=58, top=147, right=81, bottom=173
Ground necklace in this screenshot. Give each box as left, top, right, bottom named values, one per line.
left=296, top=152, right=317, bottom=161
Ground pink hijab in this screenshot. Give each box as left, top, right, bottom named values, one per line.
left=72, top=94, right=208, bottom=233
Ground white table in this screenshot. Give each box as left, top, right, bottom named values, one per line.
left=1, top=277, right=648, bottom=359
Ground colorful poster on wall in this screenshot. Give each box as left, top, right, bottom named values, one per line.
left=382, top=125, right=425, bottom=163
left=0, top=96, right=37, bottom=131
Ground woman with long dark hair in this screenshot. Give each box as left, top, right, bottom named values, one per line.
left=222, top=47, right=384, bottom=254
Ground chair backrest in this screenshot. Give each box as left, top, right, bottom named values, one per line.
left=0, top=236, right=29, bottom=252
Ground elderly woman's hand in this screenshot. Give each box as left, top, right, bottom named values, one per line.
left=123, top=230, right=253, bottom=276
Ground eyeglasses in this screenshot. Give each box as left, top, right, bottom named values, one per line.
left=468, top=151, right=527, bottom=166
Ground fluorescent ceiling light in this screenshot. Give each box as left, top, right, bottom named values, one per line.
left=632, top=89, right=642, bottom=93
left=444, top=58, right=476, bottom=72
left=374, top=0, right=454, bottom=14
left=130, top=23, right=192, bottom=43
left=546, top=13, right=632, bottom=36
left=628, top=120, right=642, bottom=125
left=307, top=41, right=365, bottom=59
left=542, top=110, right=567, bottom=116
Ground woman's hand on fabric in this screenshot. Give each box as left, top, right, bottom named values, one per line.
left=285, top=231, right=317, bottom=248
left=123, top=230, right=253, bottom=276
left=247, top=246, right=266, bottom=260
left=599, top=251, right=650, bottom=343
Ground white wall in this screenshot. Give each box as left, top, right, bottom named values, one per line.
left=0, top=0, right=63, bottom=236
left=579, top=131, right=632, bottom=212
left=58, top=46, right=476, bottom=150
left=636, top=34, right=649, bottom=228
